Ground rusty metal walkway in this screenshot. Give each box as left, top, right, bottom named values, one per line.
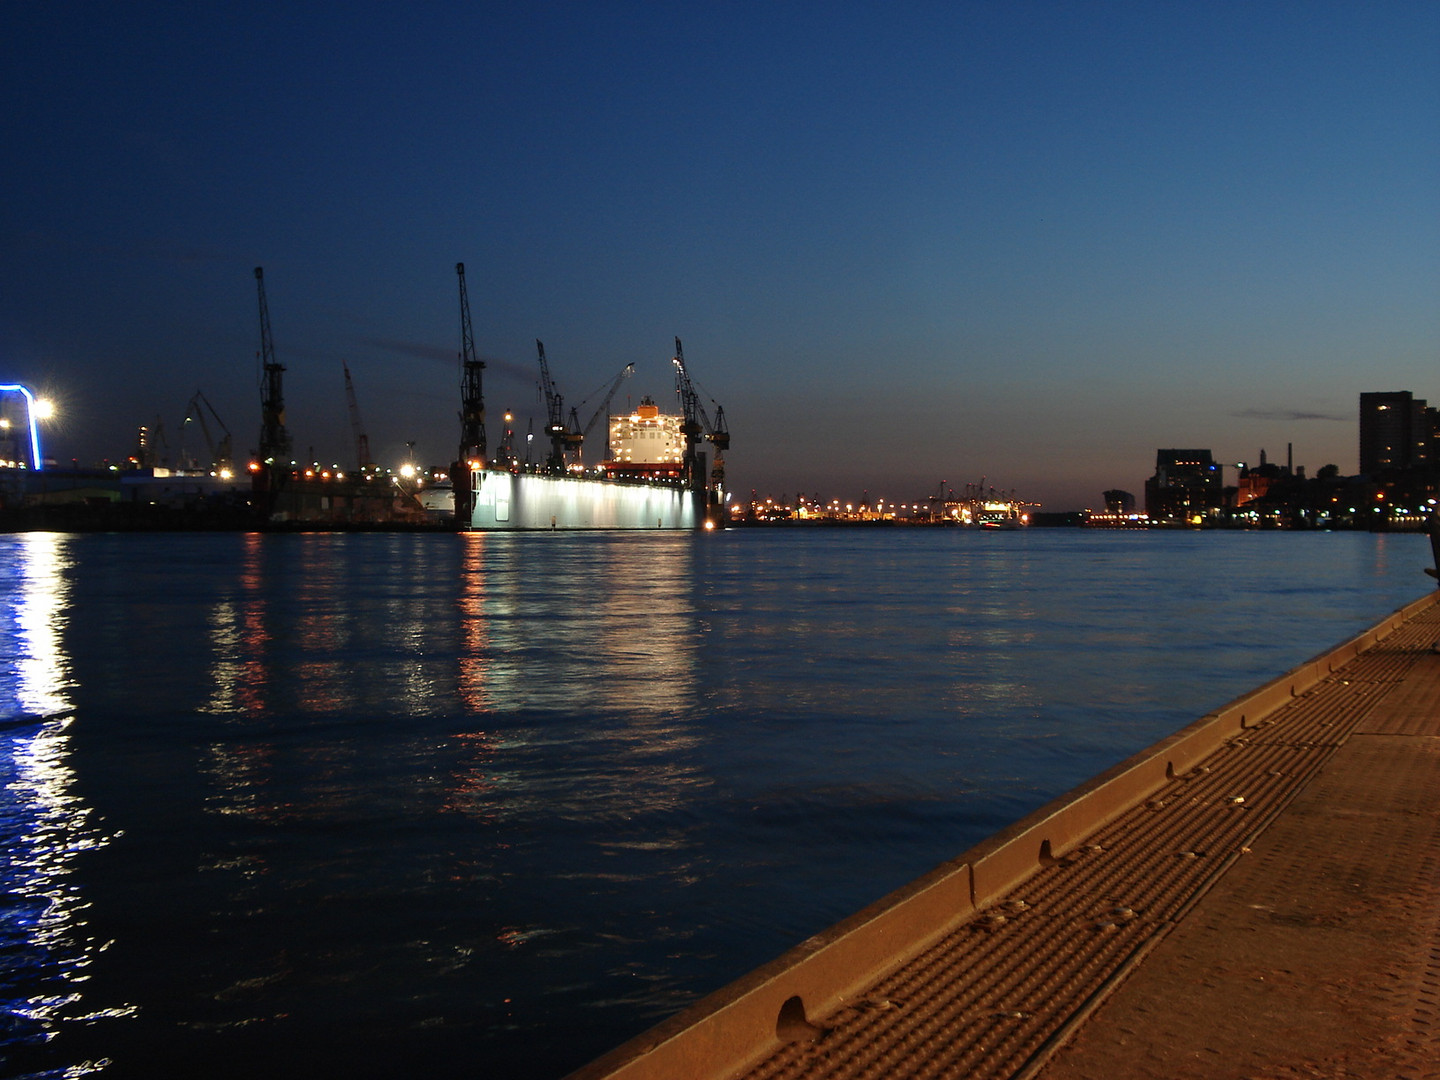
left=568, top=591, right=1440, bottom=1080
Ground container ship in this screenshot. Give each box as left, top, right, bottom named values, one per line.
left=937, top=482, right=1033, bottom=527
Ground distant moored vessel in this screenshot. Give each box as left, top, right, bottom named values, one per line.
left=450, top=264, right=729, bottom=531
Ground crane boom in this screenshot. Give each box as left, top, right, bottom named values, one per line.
left=580, top=364, right=635, bottom=439
left=184, top=390, right=234, bottom=474
left=254, top=267, right=291, bottom=464
left=564, top=362, right=635, bottom=464
left=342, top=361, right=372, bottom=472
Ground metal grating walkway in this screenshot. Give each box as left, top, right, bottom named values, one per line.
left=567, top=596, right=1440, bottom=1080
left=733, top=604, right=1440, bottom=1080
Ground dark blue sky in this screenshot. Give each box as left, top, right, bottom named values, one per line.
left=3, top=2, right=1437, bottom=509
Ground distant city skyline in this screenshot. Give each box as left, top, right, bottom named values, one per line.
left=3, top=3, right=1436, bottom=511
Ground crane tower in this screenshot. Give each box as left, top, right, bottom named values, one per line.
left=454, top=263, right=487, bottom=523
left=254, top=267, right=291, bottom=465
left=672, top=337, right=729, bottom=527
left=342, top=362, right=373, bottom=473
left=455, top=263, right=486, bottom=464
left=535, top=340, right=568, bottom=472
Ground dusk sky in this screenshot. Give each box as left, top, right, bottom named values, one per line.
left=3, top=2, right=1437, bottom=510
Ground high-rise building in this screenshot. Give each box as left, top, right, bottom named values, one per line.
left=1144, top=449, right=1223, bottom=521
left=1359, top=391, right=1433, bottom=475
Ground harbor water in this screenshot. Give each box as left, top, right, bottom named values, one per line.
left=0, top=528, right=1430, bottom=1079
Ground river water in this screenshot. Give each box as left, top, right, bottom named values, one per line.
left=0, top=528, right=1429, bottom=1078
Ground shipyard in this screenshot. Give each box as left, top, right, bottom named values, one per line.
left=0, top=264, right=733, bottom=533
left=7, top=276, right=1439, bottom=530
left=6, top=271, right=1440, bottom=534
left=4, top=5, right=1440, bottom=1078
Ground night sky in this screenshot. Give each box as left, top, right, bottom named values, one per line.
left=3, top=2, right=1436, bottom=510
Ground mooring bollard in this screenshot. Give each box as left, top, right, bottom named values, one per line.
left=1426, top=509, right=1440, bottom=584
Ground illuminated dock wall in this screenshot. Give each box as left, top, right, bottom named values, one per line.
left=468, top=470, right=698, bottom=530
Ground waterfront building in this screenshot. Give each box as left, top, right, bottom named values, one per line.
left=1359, top=391, right=1435, bottom=475
left=1235, top=449, right=1289, bottom=507
left=1144, top=449, right=1224, bottom=523
left=1103, top=489, right=1135, bottom=514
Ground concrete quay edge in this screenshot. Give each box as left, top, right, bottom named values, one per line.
left=563, top=588, right=1440, bottom=1080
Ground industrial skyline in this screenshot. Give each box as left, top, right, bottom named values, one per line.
left=3, top=3, right=1437, bottom=511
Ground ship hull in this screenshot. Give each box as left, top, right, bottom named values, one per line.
left=466, top=469, right=700, bottom=530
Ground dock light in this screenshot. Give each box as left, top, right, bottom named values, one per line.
left=0, top=384, right=46, bottom=470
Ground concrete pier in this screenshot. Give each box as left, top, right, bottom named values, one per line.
left=568, top=590, right=1440, bottom=1080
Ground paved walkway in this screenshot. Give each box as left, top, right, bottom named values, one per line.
left=1036, top=619, right=1440, bottom=1080
left=730, top=598, right=1440, bottom=1080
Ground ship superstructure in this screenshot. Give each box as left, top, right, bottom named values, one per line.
left=605, top=398, right=685, bottom=480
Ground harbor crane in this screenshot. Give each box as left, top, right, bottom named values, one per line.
left=342, top=361, right=373, bottom=474
left=182, top=391, right=234, bottom=475
left=534, top=340, right=574, bottom=473
left=134, top=418, right=168, bottom=470
left=456, top=264, right=487, bottom=465
left=575, top=362, right=634, bottom=463
left=455, top=262, right=487, bottom=522
left=254, top=267, right=291, bottom=465
left=672, top=338, right=730, bottom=523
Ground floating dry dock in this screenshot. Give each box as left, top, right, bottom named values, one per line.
left=568, top=590, right=1440, bottom=1080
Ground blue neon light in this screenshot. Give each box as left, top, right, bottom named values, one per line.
left=0, top=384, right=43, bottom=470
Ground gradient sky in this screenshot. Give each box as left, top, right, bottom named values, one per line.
left=3, top=2, right=1437, bottom=510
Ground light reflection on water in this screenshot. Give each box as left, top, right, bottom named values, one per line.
left=456, top=534, right=491, bottom=712
left=205, top=532, right=268, bottom=716
left=0, top=528, right=1430, bottom=1079
left=1, top=534, right=127, bottom=1072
